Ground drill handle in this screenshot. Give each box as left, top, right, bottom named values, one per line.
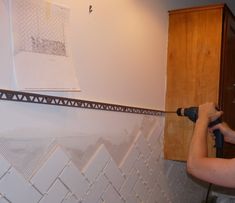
left=213, top=129, right=224, bottom=158
left=213, top=129, right=224, bottom=150
left=208, top=118, right=224, bottom=154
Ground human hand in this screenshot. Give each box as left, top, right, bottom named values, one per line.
left=198, top=102, right=223, bottom=122
left=210, top=122, right=235, bottom=144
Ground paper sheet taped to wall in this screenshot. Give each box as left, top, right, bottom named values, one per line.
left=9, top=0, right=80, bottom=91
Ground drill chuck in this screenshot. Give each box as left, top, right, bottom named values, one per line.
left=176, top=107, right=198, bottom=122
left=176, top=108, right=184, bottom=116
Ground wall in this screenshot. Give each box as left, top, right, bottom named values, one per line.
left=0, top=0, right=235, bottom=203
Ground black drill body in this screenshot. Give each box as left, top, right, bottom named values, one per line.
left=176, top=106, right=224, bottom=157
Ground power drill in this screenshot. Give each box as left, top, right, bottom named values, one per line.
left=176, top=106, right=224, bottom=157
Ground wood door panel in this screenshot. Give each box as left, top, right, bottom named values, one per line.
left=164, top=7, right=223, bottom=160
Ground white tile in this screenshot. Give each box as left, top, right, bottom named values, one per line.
left=83, top=174, right=109, bottom=203
left=151, top=159, right=162, bottom=176
left=147, top=120, right=162, bottom=146
left=103, top=159, right=125, bottom=191
left=147, top=152, right=160, bottom=172
left=148, top=142, right=162, bottom=163
left=147, top=189, right=156, bottom=203
left=96, top=198, right=104, bottom=203
left=0, top=196, right=9, bottom=203
left=125, top=193, right=141, bottom=203
left=135, top=134, right=151, bottom=161
left=101, top=185, right=123, bottom=203
left=62, top=193, right=78, bottom=203
left=0, top=168, right=42, bottom=203
left=60, top=162, right=89, bottom=199
left=154, top=169, right=168, bottom=194
left=0, top=199, right=9, bottom=203
left=119, top=143, right=139, bottom=176
left=151, top=183, right=167, bottom=203
left=30, top=147, right=70, bottom=194
left=132, top=130, right=142, bottom=143
left=82, top=145, right=110, bottom=183
left=145, top=171, right=157, bottom=190
left=39, top=179, right=68, bottom=203
left=134, top=180, right=150, bottom=202
left=0, top=155, right=10, bottom=178
left=134, top=156, right=150, bottom=183
left=119, top=168, right=139, bottom=200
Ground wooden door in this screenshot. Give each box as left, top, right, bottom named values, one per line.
left=164, top=5, right=224, bottom=161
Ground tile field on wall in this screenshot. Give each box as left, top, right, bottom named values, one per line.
left=0, top=119, right=205, bottom=203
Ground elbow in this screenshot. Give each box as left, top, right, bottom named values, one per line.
left=186, top=158, right=196, bottom=176
left=186, top=161, right=193, bottom=175
left=186, top=157, right=204, bottom=178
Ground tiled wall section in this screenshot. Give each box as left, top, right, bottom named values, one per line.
left=0, top=120, right=206, bottom=203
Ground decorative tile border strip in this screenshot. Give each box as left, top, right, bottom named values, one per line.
left=0, top=89, right=165, bottom=116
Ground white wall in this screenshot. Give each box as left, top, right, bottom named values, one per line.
left=0, top=0, right=235, bottom=202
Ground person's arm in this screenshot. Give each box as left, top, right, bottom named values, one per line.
left=187, top=102, right=235, bottom=188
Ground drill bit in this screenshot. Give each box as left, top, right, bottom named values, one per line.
left=164, top=110, right=177, bottom=113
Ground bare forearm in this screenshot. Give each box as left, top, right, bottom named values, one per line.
left=188, top=117, right=209, bottom=159
left=187, top=117, right=209, bottom=174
